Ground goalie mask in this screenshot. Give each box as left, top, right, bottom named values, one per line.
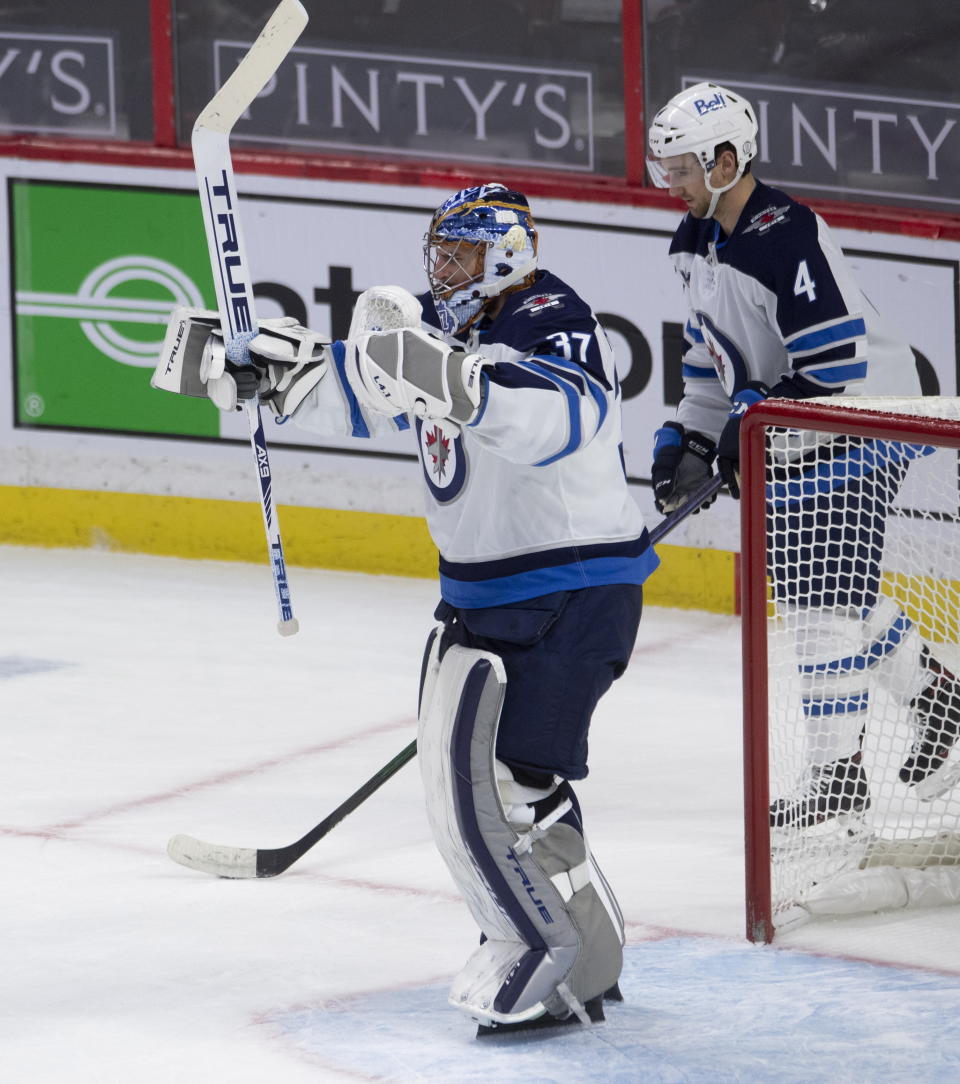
left=424, top=183, right=538, bottom=336
left=647, top=82, right=758, bottom=217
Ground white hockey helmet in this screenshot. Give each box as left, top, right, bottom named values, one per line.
left=423, top=182, right=538, bottom=335
left=647, top=82, right=758, bottom=213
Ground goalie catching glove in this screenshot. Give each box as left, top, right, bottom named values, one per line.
left=152, top=307, right=329, bottom=418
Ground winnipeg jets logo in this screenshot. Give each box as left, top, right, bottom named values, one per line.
left=697, top=312, right=747, bottom=396
left=743, top=205, right=790, bottom=235
left=706, top=337, right=727, bottom=384
left=515, top=292, right=565, bottom=316
left=418, top=418, right=466, bottom=502
left=424, top=425, right=451, bottom=480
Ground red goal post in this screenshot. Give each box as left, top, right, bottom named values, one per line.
left=741, top=397, right=960, bottom=944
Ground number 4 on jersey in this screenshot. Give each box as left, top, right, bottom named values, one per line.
left=794, top=259, right=817, bottom=302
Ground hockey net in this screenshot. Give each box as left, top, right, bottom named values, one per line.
left=741, top=396, right=960, bottom=942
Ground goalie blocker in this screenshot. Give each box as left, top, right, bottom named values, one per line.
left=152, top=291, right=488, bottom=430
left=152, top=306, right=329, bottom=416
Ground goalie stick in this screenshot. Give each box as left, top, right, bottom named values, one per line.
left=166, top=472, right=725, bottom=879
left=193, top=0, right=307, bottom=637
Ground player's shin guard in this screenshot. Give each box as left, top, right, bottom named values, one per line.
left=773, top=598, right=926, bottom=829
left=417, top=644, right=623, bottom=1030
left=791, top=605, right=873, bottom=764
left=861, top=596, right=925, bottom=706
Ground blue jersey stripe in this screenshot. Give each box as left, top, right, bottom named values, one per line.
left=331, top=341, right=370, bottom=439
left=515, top=359, right=582, bottom=466
left=467, top=372, right=490, bottom=427
left=682, top=362, right=717, bottom=380
left=486, top=364, right=557, bottom=392
left=530, top=353, right=609, bottom=432
left=441, top=532, right=653, bottom=581
left=786, top=317, right=866, bottom=354
left=440, top=547, right=660, bottom=608
left=802, top=359, right=869, bottom=385
left=685, top=319, right=704, bottom=343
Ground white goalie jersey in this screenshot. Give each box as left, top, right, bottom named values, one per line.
left=292, top=271, right=657, bottom=608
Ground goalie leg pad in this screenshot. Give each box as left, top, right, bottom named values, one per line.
left=418, top=644, right=623, bottom=1027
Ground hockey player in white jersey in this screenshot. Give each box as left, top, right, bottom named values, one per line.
left=154, top=184, right=655, bottom=1035
left=646, top=83, right=960, bottom=828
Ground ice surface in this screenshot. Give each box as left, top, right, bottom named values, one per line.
left=3, top=545, right=959, bottom=1082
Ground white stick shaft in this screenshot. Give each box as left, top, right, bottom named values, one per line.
left=192, top=129, right=259, bottom=360
left=191, top=0, right=307, bottom=636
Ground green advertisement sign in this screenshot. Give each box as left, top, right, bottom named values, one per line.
left=12, top=179, right=220, bottom=438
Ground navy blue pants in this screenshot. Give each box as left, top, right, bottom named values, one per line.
left=433, top=583, right=643, bottom=781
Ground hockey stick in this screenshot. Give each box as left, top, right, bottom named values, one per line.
left=168, top=740, right=418, bottom=879
left=649, top=472, right=723, bottom=545
left=166, top=473, right=724, bottom=879
left=193, top=0, right=308, bottom=637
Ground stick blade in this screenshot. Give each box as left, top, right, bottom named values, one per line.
left=194, top=0, right=309, bottom=135
left=167, top=833, right=259, bottom=879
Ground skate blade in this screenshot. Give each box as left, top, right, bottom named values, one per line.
left=476, top=995, right=605, bottom=1038
left=771, top=812, right=874, bottom=859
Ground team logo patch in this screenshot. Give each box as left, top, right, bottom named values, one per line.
left=706, top=337, right=727, bottom=385
left=424, top=424, right=452, bottom=480
left=743, top=205, right=791, bottom=235
left=418, top=418, right=467, bottom=502
left=515, top=292, right=566, bottom=316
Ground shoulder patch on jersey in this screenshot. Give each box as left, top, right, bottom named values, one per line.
left=742, top=204, right=791, bottom=236
left=513, top=292, right=567, bottom=317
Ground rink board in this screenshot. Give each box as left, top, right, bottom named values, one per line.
left=0, top=482, right=737, bottom=612
left=2, top=156, right=958, bottom=613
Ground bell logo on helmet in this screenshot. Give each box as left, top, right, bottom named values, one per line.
left=694, top=91, right=726, bottom=116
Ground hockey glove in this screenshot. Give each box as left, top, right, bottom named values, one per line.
left=717, top=382, right=769, bottom=499
left=152, top=308, right=329, bottom=418
left=345, top=327, right=488, bottom=430
left=651, top=421, right=718, bottom=514
left=245, top=318, right=329, bottom=418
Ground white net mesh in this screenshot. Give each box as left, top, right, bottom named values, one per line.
left=761, top=397, right=960, bottom=930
